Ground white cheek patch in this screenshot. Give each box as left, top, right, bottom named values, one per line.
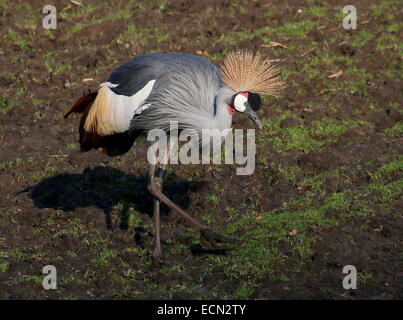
left=233, top=94, right=247, bottom=112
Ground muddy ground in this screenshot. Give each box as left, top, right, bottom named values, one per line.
left=0, top=0, right=402, bottom=299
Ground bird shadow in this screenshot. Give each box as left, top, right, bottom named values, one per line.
left=189, top=244, right=229, bottom=256
left=24, top=166, right=211, bottom=253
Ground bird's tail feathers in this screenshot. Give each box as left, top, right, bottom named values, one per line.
left=65, top=87, right=137, bottom=156
left=83, top=85, right=118, bottom=136
left=65, top=84, right=117, bottom=137
left=64, top=91, right=103, bottom=151
left=64, top=91, right=97, bottom=118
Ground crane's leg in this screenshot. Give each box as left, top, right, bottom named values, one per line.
left=147, top=165, right=241, bottom=249
left=152, top=198, right=161, bottom=259
left=148, top=165, right=163, bottom=260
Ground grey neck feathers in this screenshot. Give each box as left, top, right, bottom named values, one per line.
left=214, top=86, right=235, bottom=130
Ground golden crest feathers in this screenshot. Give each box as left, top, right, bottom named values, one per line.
left=220, top=50, right=286, bottom=97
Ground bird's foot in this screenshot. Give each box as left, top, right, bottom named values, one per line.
left=200, top=228, right=242, bottom=248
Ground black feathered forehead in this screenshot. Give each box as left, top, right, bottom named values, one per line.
left=248, top=92, right=261, bottom=111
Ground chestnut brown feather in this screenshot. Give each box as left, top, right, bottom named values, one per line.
left=65, top=92, right=138, bottom=156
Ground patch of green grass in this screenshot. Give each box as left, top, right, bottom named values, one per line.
left=0, top=2, right=12, bottom=18
left=31, top=98, right=43, bottom=107
left=299, top=172, right=327, bottom=193
left=350, top=30, right=375, bottom=48
left=91, top=248, right=119, bottom=269
left=388, top=102, right=402, bottom=113
left=201, top=160, right=400, bottom=291
left=203, top=156, right=402, bottom=291
left=311, top=117, right=349, bottom=139
left=305, top=6, right=327, bottom=18
left=127, top=212, right=142, bottom=228
left=65, top=7, right=134, bottom=38
left=375, top=29, right=401, bottom=51
left=206, top=194, right=220, bottom=206
left=55, top=63, right=73, bottom=74
left=233, top=283, right=256, bottom=299
left=58, top=272, right=88, bottom=286
left=29, top=162, right=57, bottom=183
left=386, top=22, right=402, bottom=33
left=0, top=93, right=21, bottom=114
left=0, top=262, right=9, bottom=274
left=275, top=163, right=300, bottom=184
left=369, top=158, right=403, bottom=180
left=0, top=70, right=15, bottom=83
left=0, top=161, right=14, bottom=170
left=59, top=3, right=97, bottom=20
left=0, top=248, right=22, bottom=260
left=302, top=52, right=353, bottom=76
left=117, top=24, right=170, bottom=47
left=209, top=191, right=344, bottom=282
left=202, top=212, right=213, bottom=225
left=274, top=126, right=322, bottom=153
left=370, top=2, right=395, bottom=17
left=65, top=143, right=79, bottom=150
left=299, top=51, right=374, bottom=98
left=42, top=51, right=73, bottom=76
left=211, top=28, right=256, bottom=47
left=384, top=122, right=403, bottom=137
left=228, top=1, right=247, bottom=15
left=363, top=179, right=402, bottom=211
left=260, top=114, right=354, bottom=153
left=322, top=191, right=349, bottom=212
left=6, top=28, right=17, bottom=42
left=256, top=20, right=318, bottom=40
left=6, top=28, right=31, bottom=52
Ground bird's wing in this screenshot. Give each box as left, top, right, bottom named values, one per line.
left=77, top=57, right=169, bottom=134
left=107, top=56, right=168, bottom=97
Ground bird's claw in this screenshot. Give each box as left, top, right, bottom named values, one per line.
left=200, top=228, right=242, bottom=247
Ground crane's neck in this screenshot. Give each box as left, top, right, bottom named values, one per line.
left=214, top=86, right=235, bottom=130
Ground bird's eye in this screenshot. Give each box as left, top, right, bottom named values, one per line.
left=233, top=94, right=248, bottom=112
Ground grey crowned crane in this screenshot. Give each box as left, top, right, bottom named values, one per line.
left=64, top=51, right=285, bottom=260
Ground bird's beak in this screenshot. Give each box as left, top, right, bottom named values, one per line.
left=244, top=102, right=263, bottom=129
